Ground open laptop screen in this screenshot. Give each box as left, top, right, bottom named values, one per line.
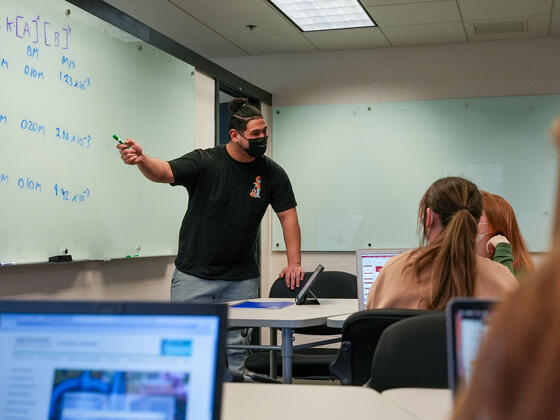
left=0, top=305, right=224, bottom=420
left=356, top=249, right=409, bottom=310
left=447, top=298, right=495, bottom=395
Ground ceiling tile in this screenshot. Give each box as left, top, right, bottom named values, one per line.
left=548, top=14, right=560, bottom=35
left=382, top=22, right=466, bottom=46
left=206, top=14, right=298, bottom=39
left=186, top=39, right=250, bottom=58
left=232, top=34, right=318, bottom=55
left=368, top=1, right=460, bottom=27
left=171, top=0, right=275, bottom=18
left=303, top=27, right=390, bottom=50
left=457, top=0, right=552, bottom=21
left=103, top=0, right=223, bottom=41
left=465, top=15, right=550, bottom=41
left=362, top=0, right=441, bottom=6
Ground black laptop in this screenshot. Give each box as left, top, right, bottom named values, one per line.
left=0, top=300, right=227, bottom=420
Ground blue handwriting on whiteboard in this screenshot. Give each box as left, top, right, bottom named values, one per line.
left=55, top=128, right=92, bottom=149
left=24, top=64, right=44, bottom=80
left=61, top=55, right=76, bottom=69
left=1, top=173, right=8, bottom=183
left=20, top=119, right=45, bottom=135
left=17, top=177, right=41, bottom=193
left=59, top=71, right=91, bottom=91
left=0, top=114, right=7, bottom=124
left=53, top=183, right=90, bottom=203
left=0, top=58, right=7, bottom=69
left=26, top=45, right=39, bottom=58
left=5, top=16, right=71, bottom=50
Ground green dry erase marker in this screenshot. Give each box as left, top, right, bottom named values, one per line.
left=113, top=134, right=130, bottom=148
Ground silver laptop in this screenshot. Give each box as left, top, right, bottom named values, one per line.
left=356, top=248, right=410, bottom=311
left=446, top=298, right=496, bottom=395
left=0, top=300, right=227, bottom=420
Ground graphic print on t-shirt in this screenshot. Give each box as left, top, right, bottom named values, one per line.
left=250, top=176, right=261, bottom=198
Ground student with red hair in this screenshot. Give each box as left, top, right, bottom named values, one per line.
left=477, top=191, right=535, bottom=277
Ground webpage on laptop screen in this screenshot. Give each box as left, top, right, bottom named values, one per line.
left=455, top=309, right=492, bottom=385
left=361, top=254, right=396, bottom=306
left=0, top=314, right=220, bottom=420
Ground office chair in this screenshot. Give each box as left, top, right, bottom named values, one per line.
left=365, top=312, right=448, bottom=392
left=329, top=308, right=433, bottom=385
left=244, top=270, right=357, bottom=379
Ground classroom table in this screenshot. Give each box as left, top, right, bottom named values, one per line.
left=221, top=383, right=420, bottom=420
left=228, top=298, right=358, bottom=383
left=326, top=313, right=351, bottom=328
left=381, top=388, right=452, bottom=420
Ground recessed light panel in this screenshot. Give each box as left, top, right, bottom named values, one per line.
left=268, top=0, right=376, bottom=32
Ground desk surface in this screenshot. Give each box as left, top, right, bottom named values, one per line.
left=221, top=383, right=419, bottom=420
left=228, top=298, right=358, bottom=328
left=326, top=313, right=351, bottom=328
left=381, top=388, right=452, bottom=420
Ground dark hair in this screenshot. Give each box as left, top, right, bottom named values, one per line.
left=228, top=98, right=263, bottom=134
left=409, top=176, right=483, bottom=310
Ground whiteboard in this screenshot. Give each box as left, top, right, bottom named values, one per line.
left=0, top=0, right=194, bottom=264
left=272, top=95, right=560, bottom=252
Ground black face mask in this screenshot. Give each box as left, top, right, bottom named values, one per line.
left=239, top=132, right=268, bottom=158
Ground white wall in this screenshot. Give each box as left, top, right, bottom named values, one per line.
left=215, top=37, right=560, bottom=295
left=0, top=71, right=215, bottom=300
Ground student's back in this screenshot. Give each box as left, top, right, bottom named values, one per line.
left=368, top=252, right=515, bottom=309
left=367, top=176, right=516, bottom=310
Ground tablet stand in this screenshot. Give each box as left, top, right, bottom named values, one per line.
left=301, top=290, right=320, bottom=305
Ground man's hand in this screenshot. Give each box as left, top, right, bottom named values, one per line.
left=279, top=264, right=305, bottom=290
left=117, top=138, right=144, bottom=165
left=486, top=234, right=510, bottom=255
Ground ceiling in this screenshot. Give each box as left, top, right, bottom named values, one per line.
left=102, top=0, right=560, bottom=58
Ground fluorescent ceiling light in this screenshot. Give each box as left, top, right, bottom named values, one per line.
left=268, top=0, right=376, bottom=32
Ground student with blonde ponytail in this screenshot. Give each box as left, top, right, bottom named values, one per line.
left=367, top=177, right=516, bottom=310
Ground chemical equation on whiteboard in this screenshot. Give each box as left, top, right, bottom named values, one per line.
left=0, top=113, right=7, bottom=125
left=0, top=58, right=8, bottom=70
left=59, top=71, right=91, bottom=91
left=2, top=15, right=71, bottom=50
left=54, top=183, right=90, bottom=204
left=20, top=118, right=45, bottom=136
left=55, top=128, right=92, bottom=149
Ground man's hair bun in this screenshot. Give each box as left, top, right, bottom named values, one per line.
left=229, top=98, right=249, bottom=114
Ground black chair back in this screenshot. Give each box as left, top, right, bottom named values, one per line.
left=366, top=312, right=448, bottom=392
left=329, top=309, right=434, bottom=385
left=269, top=270, right=357, bottom=299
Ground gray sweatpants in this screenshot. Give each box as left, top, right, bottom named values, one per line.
left=170, top=268, right=259, bottom=375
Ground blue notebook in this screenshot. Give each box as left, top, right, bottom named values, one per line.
left=230, top=301, right=294, bottom=310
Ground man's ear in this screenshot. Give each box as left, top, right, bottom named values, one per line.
left=230, top=129, right=239, bottom=143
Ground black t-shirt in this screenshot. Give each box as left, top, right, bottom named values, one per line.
left=168, top=145, right=297, bottom=280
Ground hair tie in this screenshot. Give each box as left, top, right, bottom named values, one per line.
left=459, top=206, right=470, bottom=211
